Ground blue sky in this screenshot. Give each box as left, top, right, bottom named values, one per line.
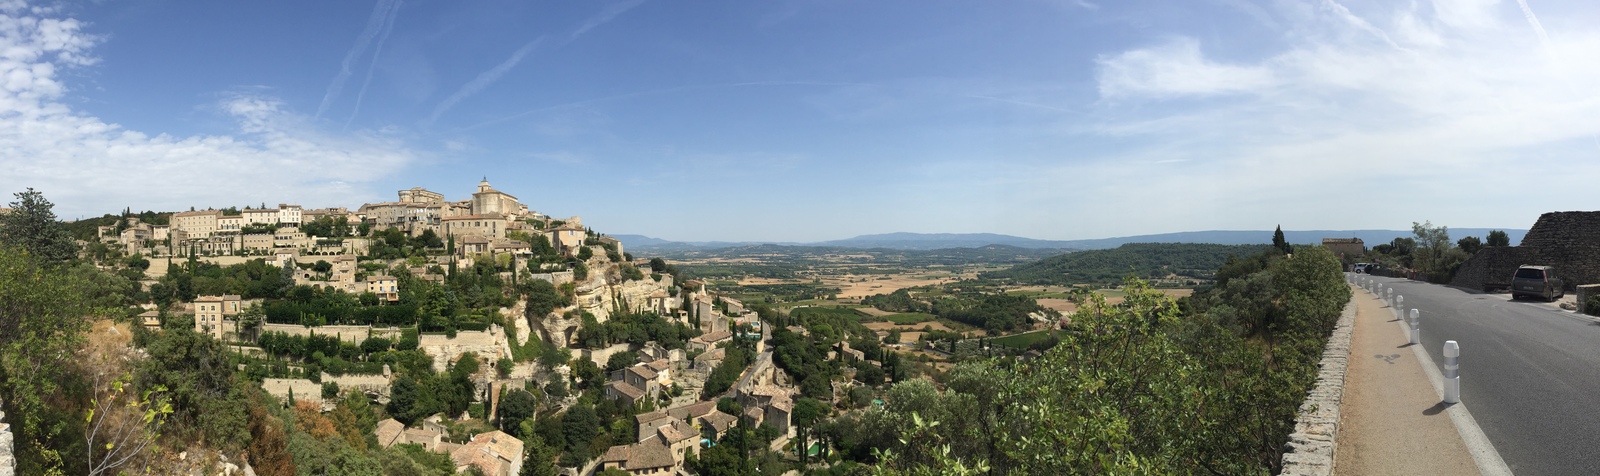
left=1, top=0, right=1597, bottom=242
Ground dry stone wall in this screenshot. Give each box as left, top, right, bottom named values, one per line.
left=1453, top=211, right=1600, bottom=291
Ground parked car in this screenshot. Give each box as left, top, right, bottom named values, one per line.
left=1511, top=265, right=1565, bottom=302
left=1354, top=263, right=1371, bottom=274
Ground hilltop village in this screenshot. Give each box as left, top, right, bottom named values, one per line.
left=88, top=180, right=864, bottom=476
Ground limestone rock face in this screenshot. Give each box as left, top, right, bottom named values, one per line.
left=418, top=327, right=508, bottom=373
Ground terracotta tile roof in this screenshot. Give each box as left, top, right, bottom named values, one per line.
left=658, top=419, right=697, bottom=444
left=634, top=411, right=670, bottom=425
left=667, top=401, right=716, bottom=421
left=374, top=418, right=405, bottom=448
left=625, top=440, right=677, bottom=470
left=628, top=365, right=657, bottom=380
left=699, top=410, right=738, bottom=433
left=769, top=395, right=793, bottom=412
left=607, top=380, right=644, bottom=400
left=746, top=385, right=790, bottom=398
left=693, top=330, right=733, bottom=343
left=451, top=430, right=522, bottom=476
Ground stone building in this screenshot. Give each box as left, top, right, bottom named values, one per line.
left=367, top=275, right=399, bottom=302
left=441, top=214, right=507, bottom=240
left=1321, top=238, right=1365, bottom=260
left=1452, top=211, right=1598, bottom=291
left=173, top=210, right=221, bottom=238
left=193, top=295, right=241, bottom=339
left=470, top=179, right=524, bottom=216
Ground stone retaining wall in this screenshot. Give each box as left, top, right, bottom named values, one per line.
left=1280, top=297, right=1357, bottom=476
left=260, top=323, right=403, bottom=344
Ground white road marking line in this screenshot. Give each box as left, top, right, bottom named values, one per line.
left=1370, top=285, right=1513, bottom=475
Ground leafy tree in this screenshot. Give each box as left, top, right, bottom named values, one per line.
left=520, top=435, right=560, bottom=476
left=0, top=247, right=111, bottom=473
left=577, top=247, right=593, bottom=261
left=560, top=402, right=600, bottom=457
left=792, top=397, right=828, bottom=465
left=497, top=357, right=514, bottom=378
left=1412, top=221, right=1454, bottom=281
left=387, top=375, right=441, bottom=425
left=1487, top=229, right=1511, bottom=247
left=238, top=303, right=265, bottom=342
left=0, top=188, right=78, bottom=263
left=134, top=328, right=251, bottom=452
left=246, top=389, right=296, bottom=476
left=1457, top=236, right=1483, bottom=255
left=649, top=258, right=667, bottom=273
left=497, top=389, right=538, bottom=436
left=521, top=279, right=566, bottom=321
left=322, top=381, right=340, bottom=399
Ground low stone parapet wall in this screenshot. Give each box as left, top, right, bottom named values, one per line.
left=1280, top=298, right=1357, bottom=475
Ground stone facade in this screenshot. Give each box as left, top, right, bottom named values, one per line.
left=1452, top=211, right=1600, bottom=291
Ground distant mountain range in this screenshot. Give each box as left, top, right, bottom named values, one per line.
left=614, top=229, right=1528, bottom=253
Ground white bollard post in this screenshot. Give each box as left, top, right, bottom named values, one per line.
left=1396, top=296, right=1404, bottom=318
left=1443, top=340, right=1460, bottom=404
left=1409, top=309, right=1420, bottom=345
left=1386, top=288, right=1393, bottom=302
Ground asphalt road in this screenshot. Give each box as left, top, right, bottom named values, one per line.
left=1355, top=274, right=1600, bottom=475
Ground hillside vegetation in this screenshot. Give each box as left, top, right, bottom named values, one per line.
left=981, top=243, right=1270, bottom=285
left=848, top=245, right=1352, bottom=474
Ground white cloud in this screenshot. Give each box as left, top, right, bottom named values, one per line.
left=1074, top=0, right=1600, bottom=233
left=1096, top=38, right=1277, bottom=99
left=0, top=4, right=419, bottom=218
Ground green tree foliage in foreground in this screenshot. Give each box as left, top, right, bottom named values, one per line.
left=0, top=246, right=102, bottom=473
left=0, top=188, right=79, bottom=263
left=857, top=245, right=1351, bottom=474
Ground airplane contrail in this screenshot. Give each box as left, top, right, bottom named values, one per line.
left=345, top=0, right=403, bottom=130
left=316, top=0, right=400, bottom=120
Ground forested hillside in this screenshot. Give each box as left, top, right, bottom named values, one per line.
left=981, top=243, right=1269, bottom=285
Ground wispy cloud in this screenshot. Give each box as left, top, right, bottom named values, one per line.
left=568, top=0, right=646, bottom=42
left=1079, top=0, right=1600, bottom=231
left=424, top=1, right=649, bottom=128
left=345, top=0, right=403, bottom=130
left=0, top=3, right=419, bottom=217
left=316, top=0, right=401, bottom=120
left=423, top=37, right=543, bottom=127
left=1096, top=37, right=1276, bottom=99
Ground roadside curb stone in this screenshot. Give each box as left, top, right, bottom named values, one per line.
left=1280, top=297, right=1356, bottom=476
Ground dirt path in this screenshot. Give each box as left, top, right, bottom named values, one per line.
left=1334, top=286, right=1477, bottom=475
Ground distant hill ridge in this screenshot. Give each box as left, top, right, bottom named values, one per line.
left=615, top=228, right=1527, bottom=252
